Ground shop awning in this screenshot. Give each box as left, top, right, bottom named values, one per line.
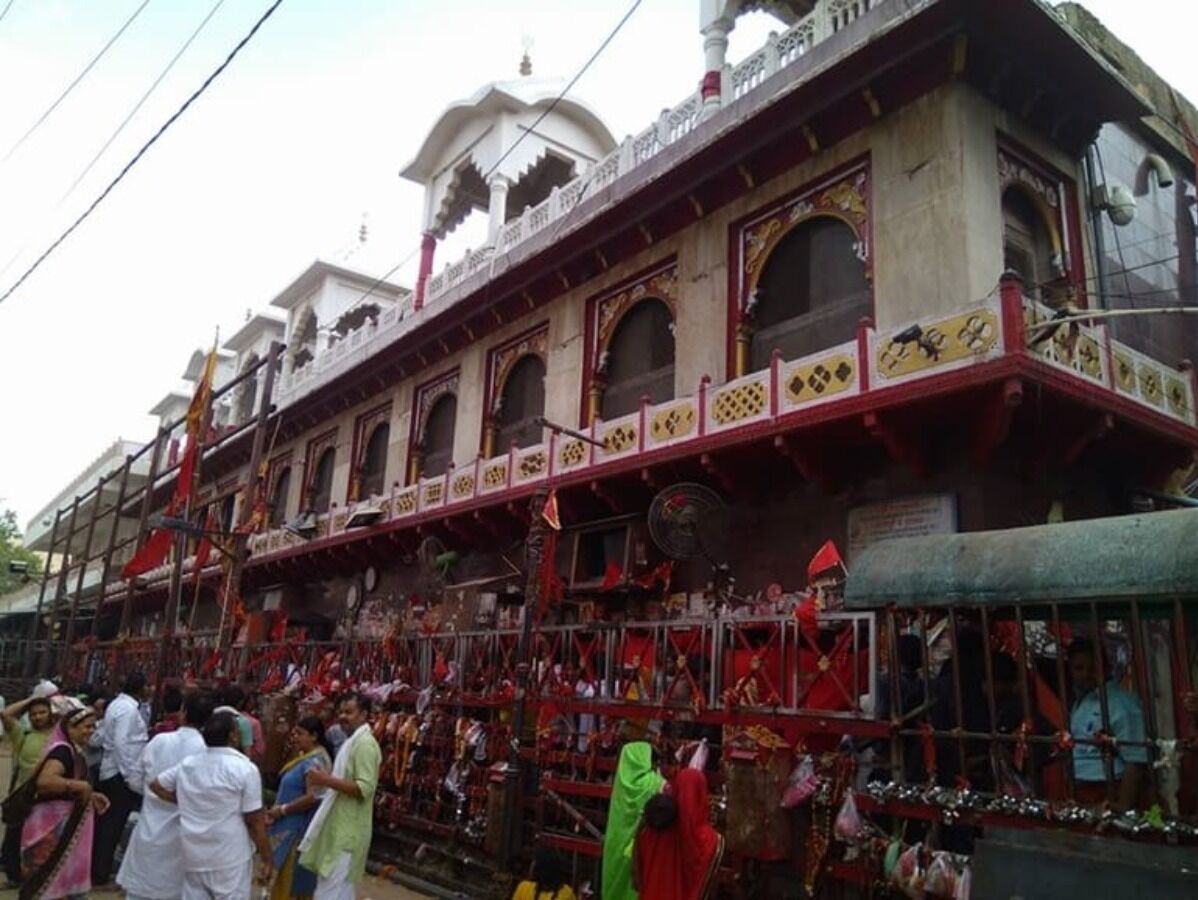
left=844, top=509, right=1198, bottom=609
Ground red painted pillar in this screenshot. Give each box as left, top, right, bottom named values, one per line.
left=414, top=230, right=437, bottom=311
left=999, top=271, right=1027, bottom=354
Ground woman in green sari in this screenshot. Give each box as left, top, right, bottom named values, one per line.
left=602, top=742, right=664, bottom=900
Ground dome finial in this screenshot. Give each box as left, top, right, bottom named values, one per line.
left=520, top=35, right=533, bottom=76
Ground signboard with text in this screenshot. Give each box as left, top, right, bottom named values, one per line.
left=847, top=494, right=957, bottom=561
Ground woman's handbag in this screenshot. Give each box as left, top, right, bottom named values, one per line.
left=1, top=757, right=50, bottom=826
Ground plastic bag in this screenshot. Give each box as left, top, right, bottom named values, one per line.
left=781, top=754, right=818, bottom=808
left=924, top=852, right=958, bottom=898
left=953, top=862, right=972, bottom=900
left=833, top=788, right=863, bottom=841
left=687, top=738, right=709, bottom=771
left=894, top=843, right=926, bottom=899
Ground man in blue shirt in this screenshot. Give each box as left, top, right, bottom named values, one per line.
left=1068, top=638, right=1147, bottom=810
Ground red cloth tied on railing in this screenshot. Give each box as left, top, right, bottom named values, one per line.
left=1013, top=718, right=1034, bottom=771
left=920, top=721, right=937, bottom=780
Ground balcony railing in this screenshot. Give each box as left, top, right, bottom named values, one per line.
left=252, top=289, right=1197, bottom=562
left=272, top=0, right=894, bottom=409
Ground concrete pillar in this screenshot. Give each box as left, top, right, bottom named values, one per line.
left=487, top=175, right=512, bottom=246
left=700, top=16, right=734, bottom=116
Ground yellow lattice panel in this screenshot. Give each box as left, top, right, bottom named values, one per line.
left=481, top=462, right=508, bottom=490
left=711, top=378, right=769, bottom=427
left=452, top=474, right=475, bottom=499
left=558, top=439, right=588, bottom=469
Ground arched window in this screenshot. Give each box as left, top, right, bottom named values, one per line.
left=420, top=395, right=457, bottom=478
left=358, top=423, right=390, bottom=498
left=494, top=355, right=546, bottom=452
left=308, top=447, right=336, bottom=513
left=292, top=313, right=318, bottom=370
left=749, top=216, right=870, bottom=371
left=600, top=299, right=675, bottom=420
left=269, top=466, right=291, bottom=527
left=1002, top=187, right=1057, bottom=300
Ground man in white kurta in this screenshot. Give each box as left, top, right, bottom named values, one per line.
left=117, top=692, right=214, bottom=900
left=152, top=712, right=273, bottom=900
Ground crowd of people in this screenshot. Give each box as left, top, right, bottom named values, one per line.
left=0, top=675, right=381, bottom=900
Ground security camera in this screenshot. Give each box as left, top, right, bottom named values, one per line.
left=1095, top=183, right=1137, bottom=227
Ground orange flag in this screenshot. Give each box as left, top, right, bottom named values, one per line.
left=122, top=345, right=217, bottom=580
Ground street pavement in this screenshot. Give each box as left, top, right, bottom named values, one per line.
left=0, top=745, right=431, bottom=899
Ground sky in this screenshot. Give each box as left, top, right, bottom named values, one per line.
left=0, top=0, right=1195, bottom=532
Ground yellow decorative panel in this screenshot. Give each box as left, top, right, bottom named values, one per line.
left=602, top=424, right=638, bottom=455
left=1138, top=364, right=1164, bottom=408
left=482, top=464, right=507, bottom=489
left=332, top=513, right=347, bottom=533
left=876, top=310, right=999, bottom=379
left=422, top=482, right=444, bottom=505
left=558, top=439, right=587, bottom=468
left=1166, top=377, right=1190, bottom=419
left=452, top=474, right=475, bottom=498
left=1113, top=351, right=1136, bottom=393
left=395, top=490, right=416, bottom=514
left=784, top=354, right=855, bottom=406
left=1074, top=336, right=1103, bottom=380
left=712, top=380, right=768, bottom=425
left=518, top=451, right=547, bottom=479
left=651, top=404, right=696, bottom=442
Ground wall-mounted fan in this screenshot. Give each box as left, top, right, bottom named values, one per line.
left=416, top=535, right=460, bottom=594
left=648, top=483, right=730, bottom=565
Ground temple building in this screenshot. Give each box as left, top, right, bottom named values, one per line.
left=12, top=0, right=1198, bottom=894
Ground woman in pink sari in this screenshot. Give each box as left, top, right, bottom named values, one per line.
left=20, top=705, right=109, bottom=900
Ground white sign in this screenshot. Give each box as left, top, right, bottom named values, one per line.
left=847, top=494, right=957, bottom=561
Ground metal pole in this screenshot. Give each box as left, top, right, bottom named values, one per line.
left=64, top=471, right=111, bottom=649
left=92, top=455, right=133, bottom=638
left=25, top=508, right=63, bottom=676
left=498, top=486, right=549, bottom=878
left=40, top=496, right=80, bottom=675
left=120, top=428, right=167, bottom=636
left=217, top=341, right=280, bottom=659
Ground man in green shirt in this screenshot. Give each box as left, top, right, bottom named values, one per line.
left=2, top=694, right=55, bottom=886
left=299, top=693, right=381, bottom=900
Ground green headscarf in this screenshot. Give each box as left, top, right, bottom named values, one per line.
left=601, top=741, right=664, bottom=900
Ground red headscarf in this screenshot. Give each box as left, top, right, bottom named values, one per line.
left=636, top=768, right=724, bottom=900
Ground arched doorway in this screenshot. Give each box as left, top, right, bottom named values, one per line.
left=419, top=394, right=457, bottom=478
left=357, top=423, right=390, bottom=498
left=748, top=215, right=870, bottom=371
left=493, top=355, right=546, bottom=453
left=599, top=299, right=675, bottom=420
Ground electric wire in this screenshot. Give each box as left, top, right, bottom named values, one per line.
left=59, top=0, right=229, bottom=205
left=0, top=0, right=287, bottom=308
left=479, top=0, right=642, bottom=185
left=3, top=0, right=153, bottom=164
left=0, top=0, right=16, bottom=28
left=339, top=0, right=644, bottom=318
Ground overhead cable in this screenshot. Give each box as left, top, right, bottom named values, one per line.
left=3, top=0, right=153, bottom=164
left=60, top=0, right=229, bottom=205
left=0, top=0, right=287, bottom=307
